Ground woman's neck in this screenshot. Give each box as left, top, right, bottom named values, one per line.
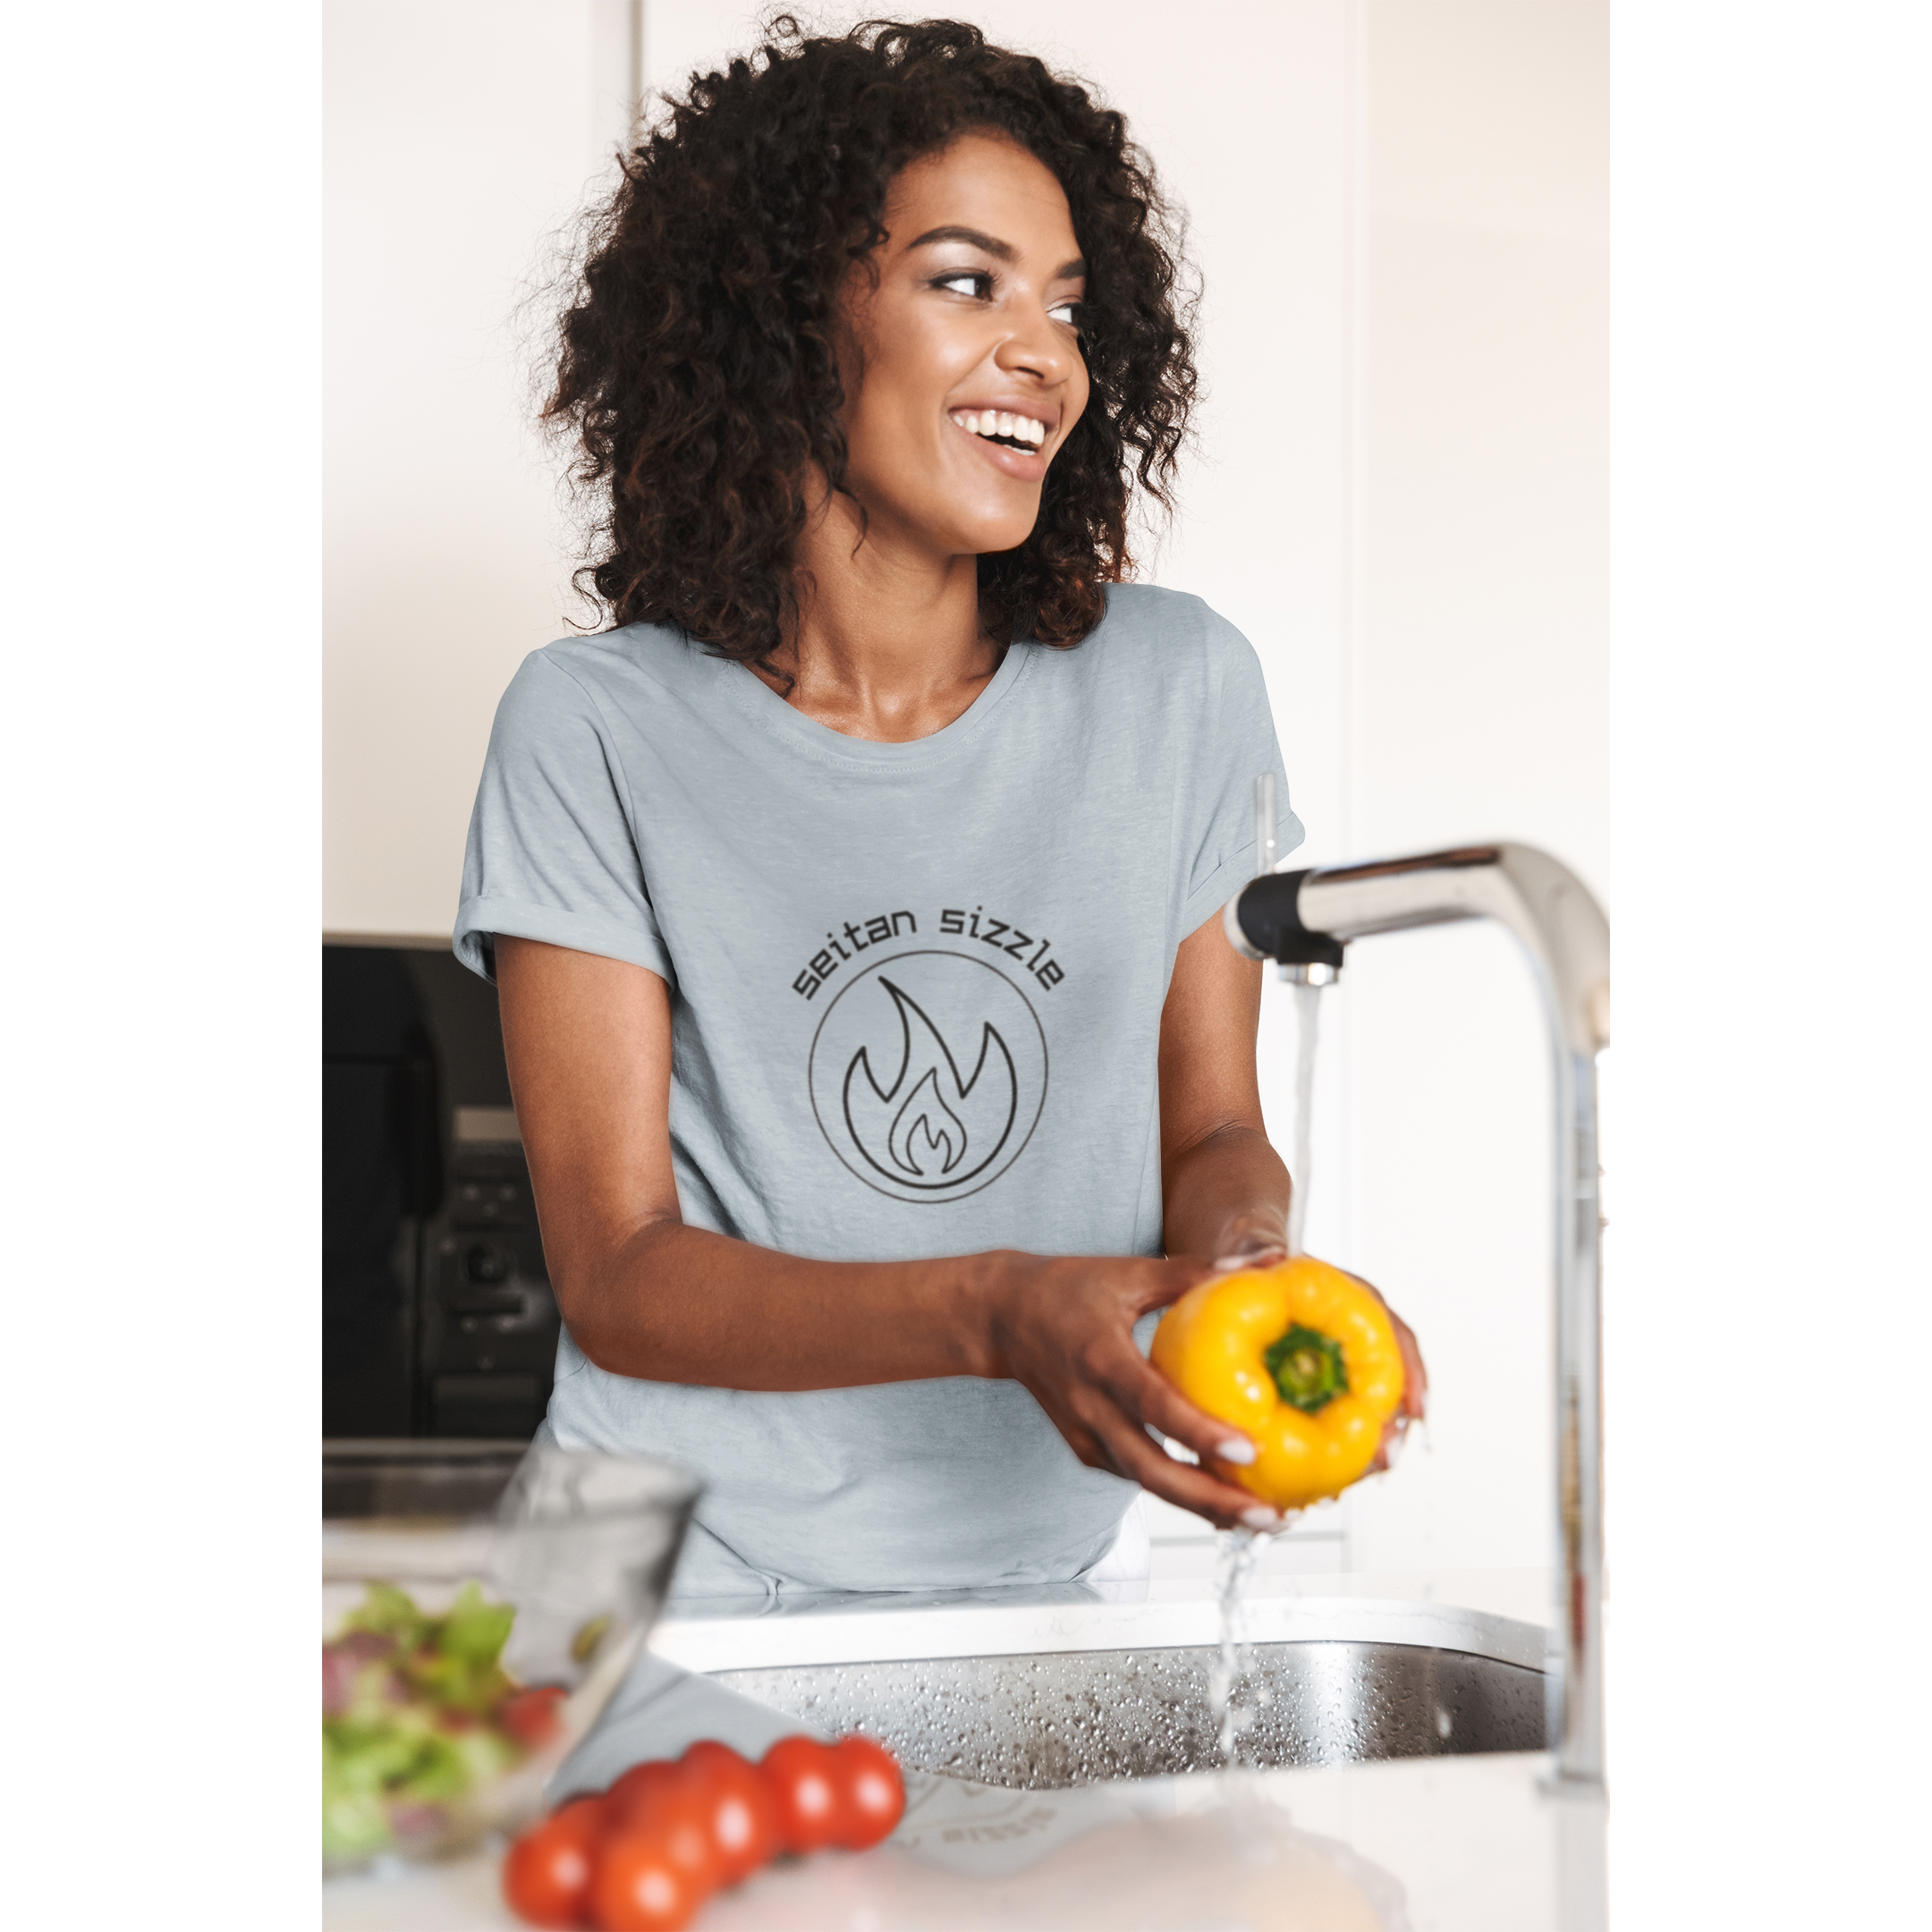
left=759, top=490, right=1003, bottom=742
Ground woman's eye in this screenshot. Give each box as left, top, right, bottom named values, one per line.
left=933, top=271, right=991, bottom=299
left=1047, top=299, right=1084, bottom=329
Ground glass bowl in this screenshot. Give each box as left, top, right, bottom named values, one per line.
left=322, top=1440, right=699, bottom=1872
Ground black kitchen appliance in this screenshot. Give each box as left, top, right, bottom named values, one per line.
left=322, top=945, right=560, bottom=1440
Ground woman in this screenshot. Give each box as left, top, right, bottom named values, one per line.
left=456, top=20, right=1422, bottom=1599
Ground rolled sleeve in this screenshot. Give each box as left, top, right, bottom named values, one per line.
left=453, top=650, right=673, bottom=986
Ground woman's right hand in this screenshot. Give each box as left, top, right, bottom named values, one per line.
left=979, top=1250, right=1287, bottom=1533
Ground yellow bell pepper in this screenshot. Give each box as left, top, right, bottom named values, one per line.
left=1150, top=1255, right=1406, bottom=1512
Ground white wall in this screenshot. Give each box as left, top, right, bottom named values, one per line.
left=1338, top=0, right=1606, bottom=1578
left=324, top=0, right=637, bottom=938
left=322, top=0, right=1606, bottom=1581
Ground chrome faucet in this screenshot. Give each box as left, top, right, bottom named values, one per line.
left=1224, top=841, right=1610, bottom=1792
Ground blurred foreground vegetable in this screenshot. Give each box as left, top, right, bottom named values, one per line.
left=503, top=1732, right=905, bottom=1928
left=322, top=1582, right=565, bottom=1862
left=1152, top=1255, right=1407, bottom=1510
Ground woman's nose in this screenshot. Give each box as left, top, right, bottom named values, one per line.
left=994, top=304, right=1077, bottom=385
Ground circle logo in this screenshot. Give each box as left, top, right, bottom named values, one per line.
left=808, top=950, right=1048, bottom=1205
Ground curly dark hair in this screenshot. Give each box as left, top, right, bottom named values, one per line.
left=545, top=14, right=1198, bottom=670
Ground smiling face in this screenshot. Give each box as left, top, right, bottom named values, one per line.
left=835, top=131, right=1091, bottom=564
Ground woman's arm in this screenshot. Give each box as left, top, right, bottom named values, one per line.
left=1157, top=913, right=1291, bottom=1266
left=495, top=934, right=1271, bottom=1527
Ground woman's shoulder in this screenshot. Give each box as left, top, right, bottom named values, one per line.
left=1045, top=583, right=1259, bottom=698
left=532, top=620, right=712, bottom=693
left=1097, top=581, right=1251, bottom=650
left=493, top=622, right=719, bottom=734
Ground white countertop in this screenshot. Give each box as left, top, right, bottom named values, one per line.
left=325, top=1753, right=1605, bottom=1931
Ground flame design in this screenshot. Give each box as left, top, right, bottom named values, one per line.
left=889, top=1066, right=968, bottom=1175
left=842, top=979, right=1018, bottom=1190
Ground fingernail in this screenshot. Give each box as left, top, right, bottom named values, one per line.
left=1216, top=1438, right=1257, bottom=1466
left=1241, top=1506, right=1283, bottom=1531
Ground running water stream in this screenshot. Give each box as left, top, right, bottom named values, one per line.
left=1284, top=975, right=1323, bottom=1263
left=1206, top=790, right=1331, bottom=1763
left=1208, top=1524, right=1265, bottom=1763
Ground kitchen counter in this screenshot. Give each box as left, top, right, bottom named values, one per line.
left=323, top=1571, right=1606, bottom=1931
left=647, top=1567, right=1556, bottom=1675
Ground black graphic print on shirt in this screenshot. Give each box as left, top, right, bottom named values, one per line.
left=807, top=948, right=1049, bottom=1205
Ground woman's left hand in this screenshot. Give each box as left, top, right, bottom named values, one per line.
left=1336, top=1267, right=1428, bottom=1470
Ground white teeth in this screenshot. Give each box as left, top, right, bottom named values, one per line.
left=953, top=410, right=1049, bottom=447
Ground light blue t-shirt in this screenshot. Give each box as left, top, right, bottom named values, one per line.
left=455, top=583, right=1301, bottom=1597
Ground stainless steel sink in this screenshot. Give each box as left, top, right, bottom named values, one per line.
left=714, top=1640, right=1546, bottom=1788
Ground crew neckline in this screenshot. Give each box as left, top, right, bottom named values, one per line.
left=716, top=636, right=1035, bottom=768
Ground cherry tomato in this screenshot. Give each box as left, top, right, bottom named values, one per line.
left=502, top=1795, right=605, bottom=1928
left=604, top=1775, right=722, bottom=1902
left=759, top=1735, right=850, bottom=1854
left=500, top=1685, right=569, bottom=1750
left=679, top=1739, right=747, bottom=1781
left=589, top=1831, right=699, bottom=1932
left=603, top=1757, right=689, bottom=1833
left=830, top=1733, right=905, bottom=1850
left=678, top=1740, right=781, bottom=1884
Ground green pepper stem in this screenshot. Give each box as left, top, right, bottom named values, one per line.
left=1265, top=1323, right=1348, bottom=1414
